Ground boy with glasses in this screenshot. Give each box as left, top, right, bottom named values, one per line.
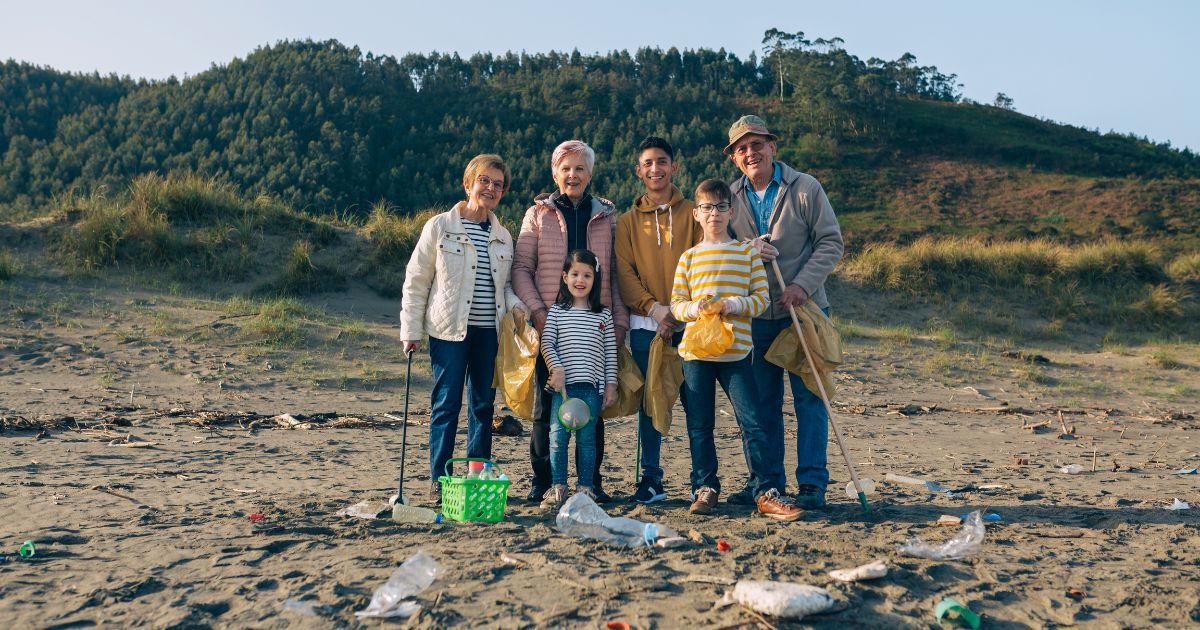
left=670, top=179, right=800, bottom=522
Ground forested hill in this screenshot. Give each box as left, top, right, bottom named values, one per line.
left=3, top=34, right=1198, bottom=241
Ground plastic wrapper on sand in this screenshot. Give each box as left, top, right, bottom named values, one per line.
left=898, top=511, right=985, bottom=560
left=720, top=580, right=837, bottom=619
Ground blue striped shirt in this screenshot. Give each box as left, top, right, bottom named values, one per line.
left=744, top=162, right=782, bottom=234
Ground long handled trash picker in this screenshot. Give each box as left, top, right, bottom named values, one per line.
left=392, top=348, right=439, bottom=523
left=768, top=262, right=871, bottom=513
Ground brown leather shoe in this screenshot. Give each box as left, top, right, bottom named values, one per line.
left=689, top=486, right=719, bottom=515
left=756, top=488, right=801, bottom=522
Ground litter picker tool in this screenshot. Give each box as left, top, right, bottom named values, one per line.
left=767, top=258, right=871, bottom=513
left=392, top=348, right=439, bottom=523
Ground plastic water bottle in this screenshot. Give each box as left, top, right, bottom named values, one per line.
left=556, top=493, right=676, bottom=548
left=478, top=463, right=494, bottom=481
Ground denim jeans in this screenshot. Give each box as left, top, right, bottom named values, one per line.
left=427, top=326, right=496, bottom=481
left=681, top=355, right=785, bottom=497
left=629, top=329, right=687, bottom=485
left=549, top=383, right=601, bottom=487
left=530, top=354, right=605, bottom=489
left=751, top=312, right=831, bottom=489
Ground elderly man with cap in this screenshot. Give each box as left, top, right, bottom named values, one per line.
left=722, top=115, right=844, bottom=509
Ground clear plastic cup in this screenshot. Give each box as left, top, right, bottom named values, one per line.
left=845, top=478, right=876, bottom=499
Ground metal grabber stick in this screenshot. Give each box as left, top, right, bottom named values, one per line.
left=768, top=261, right=870, bottom=513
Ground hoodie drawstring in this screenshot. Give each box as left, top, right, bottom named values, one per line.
left=654, top=203, right=672, bottom=247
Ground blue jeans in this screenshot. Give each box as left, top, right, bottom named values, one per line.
left=629, top=329, right=687, bottom=485
left=751, top=313, right=831, bottom=489
left=427, top=326, right=496, bottom=481
left=549, top=383, right=601, bottom=487
left=682, top=356, right=785, bottom=497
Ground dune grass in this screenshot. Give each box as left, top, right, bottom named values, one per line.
left=839, top=237, right=1194, bottom=331
left=0, top=249, right=17, bottom=281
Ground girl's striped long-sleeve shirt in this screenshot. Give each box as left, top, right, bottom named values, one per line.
left=670, top=240, right=769, bottom=361
left=541, top=303, right=617, bottom=387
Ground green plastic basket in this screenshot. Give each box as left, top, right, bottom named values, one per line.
left=438, top=457, right=510, bottom=522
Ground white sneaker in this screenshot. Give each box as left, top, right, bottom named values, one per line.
left=541, top=484, right=568, bottom=512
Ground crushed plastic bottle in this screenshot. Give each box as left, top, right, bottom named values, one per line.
left=282, top=598, right=322, bottom=616
left=1059, top=464, right=1084, bottom=474
left=898, top=511, right=986, bottom=560
left=556, top=492, right=677, bottom=548
left=354, top=550, right=440, bottom=618
left=884, top=473, right=952, bottom=495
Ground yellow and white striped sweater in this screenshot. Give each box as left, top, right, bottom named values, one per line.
left=670, top=240, right=769, bottom=361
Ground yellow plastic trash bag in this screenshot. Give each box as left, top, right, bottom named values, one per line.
left=601, top=346, right=644, bottom=419
left=678, top=311, right=735, bottom=360
left=493, top=309, right=540, bottom=420
left=645, top=335, right=684, bottom=435
left=764, top=301, right=843, bottom=400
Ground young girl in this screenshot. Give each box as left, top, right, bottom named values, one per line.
left=540, top=249, right=618, bottom=511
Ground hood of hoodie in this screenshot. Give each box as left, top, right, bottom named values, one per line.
left=534, top=191, right=615, bottom=218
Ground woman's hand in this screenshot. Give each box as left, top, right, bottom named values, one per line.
left=603, top=384, right=617, bottom=408
left=532, top=308, right=548, bottom=334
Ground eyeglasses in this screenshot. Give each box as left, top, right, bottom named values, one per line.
left=732, top=140, right=767, bottom=156
left=476, top=175, right=505, bottom=191
left=696, top=203, right=731, bottom=214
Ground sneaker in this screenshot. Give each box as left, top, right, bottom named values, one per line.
left=592, top=486, right=613, bottom=504
left=794, top=484, right=827, bottom=510
left=726, top=486, right=756, bottom=506
left=526, top=482, right=549, bottom=503
left=689, top=486, right=719, bottom=515
left=756, top=488, right=802, bottom=522
left=540, top=484, right=568, bottom=512
left=427, top=482, right=442, bottom=506
left=578, top=486, right=597, bottom=501
left=632, top=478, right=667, bottom=505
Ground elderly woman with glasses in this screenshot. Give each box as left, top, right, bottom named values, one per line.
left=512, top=140, right=629, bottom=503
left=400, top=153, right=525, bottom=506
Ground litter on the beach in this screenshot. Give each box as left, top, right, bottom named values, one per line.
left=556, top=492, right=677, bottom=548
left=282, top=598, right=323, bottom=616
left=935, top=597, right=980, bottom=629
left=1060, top=464, right=1084, bottom=474
left=828, top=560, right=887, bottom=582
left=899, top=511, right=985, bottom=560
left=937, top=515, right=963, bottom=526
left=355, top=550, right=440, bottom=619
left=338, top=499, right=393, bottom=519
left=845, top=478, right=876, bottom=499
left=1173, top=467, right=1197, bottom=475
left=720, top=580, right=837, bottom=619
left=1165, top=498, right=1190, bottom=511
left=884, top=473, right=952, bottom=494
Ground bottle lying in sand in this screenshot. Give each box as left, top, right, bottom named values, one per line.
left=390, top=496, right=442, bottom=524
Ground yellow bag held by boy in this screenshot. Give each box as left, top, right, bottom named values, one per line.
left=764, top=301, right=843, bottom=400
left=645, top=335, right=684, bottom=435
left=601, top=346, right=644, bottom=419
left=492, top=309, right=540, bottom=420
left=677, top=301, right=735, bottom=360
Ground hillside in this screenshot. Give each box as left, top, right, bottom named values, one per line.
left=2, top=35, right=1197, bottom=242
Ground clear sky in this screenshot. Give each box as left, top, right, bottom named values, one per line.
left=3, top=0, right=1196, bottom=151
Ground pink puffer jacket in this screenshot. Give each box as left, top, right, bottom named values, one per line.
left=512, top=193, right=629, bottom=330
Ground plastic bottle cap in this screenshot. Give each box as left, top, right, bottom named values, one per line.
left=643, top=524, right=658, bottom=546
left=18, top=540, right=35, bottom=557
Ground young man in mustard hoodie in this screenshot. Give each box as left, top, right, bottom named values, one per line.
left=615, top=136, right=700, bottom=503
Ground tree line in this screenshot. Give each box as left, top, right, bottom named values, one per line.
left=1, top=31, right=1196, bottom=220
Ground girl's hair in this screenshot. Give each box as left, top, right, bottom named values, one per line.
left=556, top=249, right=604, bottom=313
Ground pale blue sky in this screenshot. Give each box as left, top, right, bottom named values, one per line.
left=3, top=0, right=1196, bottom=150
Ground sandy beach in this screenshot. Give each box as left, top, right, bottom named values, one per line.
left=1, top=278, right=1198, bottom=629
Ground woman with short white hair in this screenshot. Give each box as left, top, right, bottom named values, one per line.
left=512, top=140, right=629, bottom=503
